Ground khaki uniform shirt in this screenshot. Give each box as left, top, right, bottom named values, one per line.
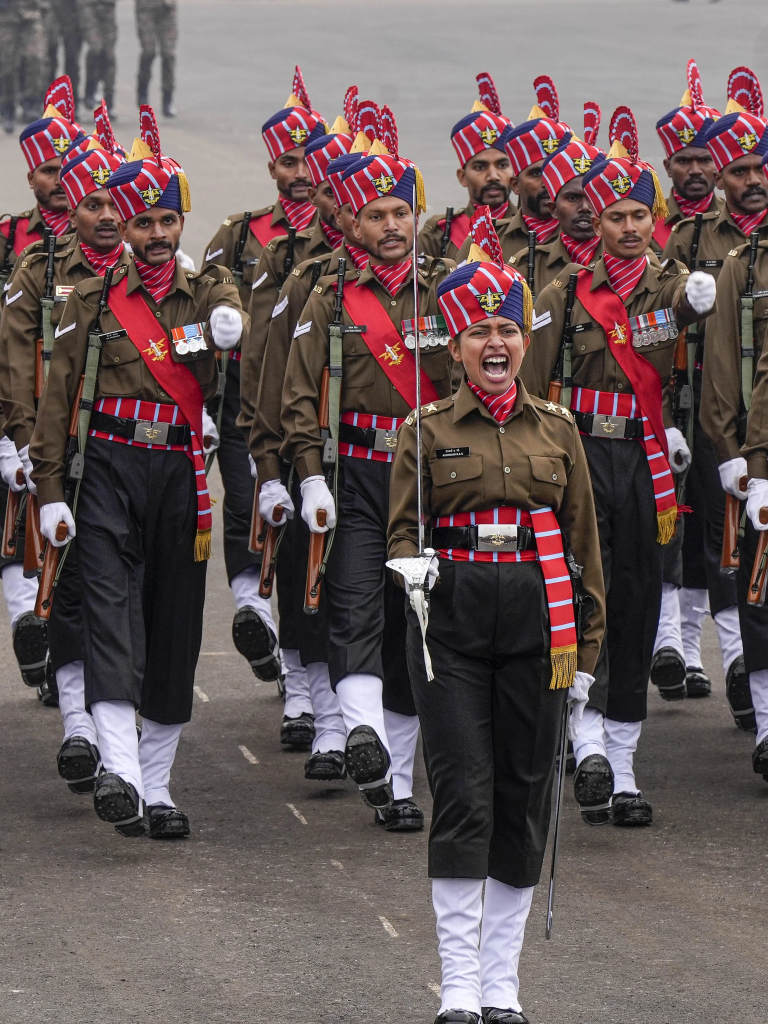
left=743, top=338, right=768, bottom=479
left=651, top=191, right=722, bottom=257
left=520, top=254, right=703, bottom=425
left=701, top=241, right=768, bottom=465
left=240, top=220, right=332, bottom=438
left=387, top=377, right=606, bottom=674
left=662, top=200, right=766, bottom=282
left=0, top=239, right=131, bottom=450
left=418, top=202, right=474, bottom=261
left=30, top=258, right=245, bottom=505
left=508, top=235, right=604, bottom=299
left=455, top=207, right=558, bottom=266
left=281, top=256, right=455, bottom=481
left=202, top=203, right=319, bottom=308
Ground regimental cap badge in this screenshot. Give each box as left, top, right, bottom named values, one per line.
left=52, top=136, right=71, bottom=154
left=477, top=287, right=504, bottom=314
left=372, top=174, right=395, bottom=195
left=676, top=126, right=697, bottom=145
left=139, top=185, right=163, bottom=205
left=90, top=166, right=112, bottom=186
left=610, top=172, right=633, bottom=196
left=288, top=126, right=309, bottom=146
left=572, top=155, right=593, bottom=174
left=738, top=131, right=758, bottom=152
left=478, top=126, right=500, bottom=146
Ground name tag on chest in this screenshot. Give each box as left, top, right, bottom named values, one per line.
left=55, top=285, right=74, bottom=302
left=435, top=447, right=470, bottom=458
left=171, top=322, right=207, bottom=355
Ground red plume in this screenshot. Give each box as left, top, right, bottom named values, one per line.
left=476, top=72, right=502, bottom=116
left=139, top=104, right=163, bottom=165
left=380, top=105, right=399, bottom=159
left=343, top=85, right=358, bottom=133
left=583, top=102, right=601, bottom=147
left=687, top=58, right=704, bottom=110
left=469, top=206, right=504, bottom=268
left=533, top=75, right=559, bottom=121
left=728, top=66, right=764, bottom=116
left=609, top=106, right=639, bottom=163
left=292, top=64, right=312, bottom=111
left=44, top=75, right=75, bottom=122
left=356, top=100, right=381, bottom=143
left=93, top=100, right=117, bottom=154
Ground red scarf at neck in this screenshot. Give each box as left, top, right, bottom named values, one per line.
left=490, top=200, right=509, bottom=221
left=522, top=213, right=558, bottom=244
left=561, top=234, right=601, bottom=267
left=280, top=196, right=315, bottom=232
left=602, top=253, right=648, bottom=302
left=673, top=191, right=713, bottom=220
left=79, top=241, right=124, bottom=276
left=40, top=207, right=71, bottom=237
left=467, top=378, right=517, bottom=423
left=346, top=244, right=370, bottom=271
left=321, top=221, right=344, bottom=250
left=730, top=208, right=768, bottom=238
left=134, top=256, right=177, bottom=304
left=371, top=260, right=411, bottom=297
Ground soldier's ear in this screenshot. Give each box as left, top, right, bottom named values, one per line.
left=447, top=336, right=463, bottom=364
left=592, top=213, right=602, bottom=238
left=523, top=334, right=530, bottom=353
left=456, top=166, right=468, bottom=188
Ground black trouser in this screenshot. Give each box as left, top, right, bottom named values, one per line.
left=76, top=438, right=207, bottom=724
left=275, top=474, right=328, bottom=665
left=736, top=521, right=768, bottom=674
left=681, top=421, right=738, bottom=615
left=325, top=455, right=416, bottom=717
left=583, top=436, right=663, bottom=723
left=48, top=539, right=84, bottom=673
left=662, top=514, right=683, bottom=587
left=0, top=479, right=25, bottom=573
left=206, top=360, right=260, bottom=584
left=407, top=560, right=565, bottom=888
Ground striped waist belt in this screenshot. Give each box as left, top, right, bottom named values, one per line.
left=572, top=409, right=645, bottom=440
left=90, top=409, right=191, bottom=447
left=430, top=523, right=535, bottom=553
left=339, top=412, right=404, bottom=463
left=89, top=398, right=191, bottom=451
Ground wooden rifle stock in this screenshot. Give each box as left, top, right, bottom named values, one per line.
left=23, top=493, right=44, bottom=577
left=1, top=468, right=24, bottom=557
left=34, top=521, right=68, bottom=618
left=547, top=380, right=562, bottom=404
left=721, top=476, right=747, bottom=573
left=304, top=509, right=327, bottom=614
left=747, top=508, right=768, bottom=606
left=258, top=506, right=284, bottom=598
left=248, top=482, right=265, bottom=553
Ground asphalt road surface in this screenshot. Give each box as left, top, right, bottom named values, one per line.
left=2, top=2, right=768, bottom=1022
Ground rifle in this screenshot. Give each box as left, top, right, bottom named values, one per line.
left=23, top=493, right=44, bottom=578
left=249, top=483, right=265, bottom=553
left=34, top=522, right=68, bottom=618
left=258, top=505, right=285, bottom=598
left=0, top=215, right=19, bottom=289
left=282, top=226, right=297, bottom=283
left=231, top=211, right=252, bottom=291
left=689, top=212, right=704, bottom=272
left=721, top=480, right=747, bottom=573
left=747, top=508, right=768, bottom=606
left=305, top=366, right=331, bottom=614
left=740, top=230, right=760, bottom=413
left=439, top=207, right=454, bottom=257
left=527, top=230, right=537, bottom=300
left=39, top=227, right=57, bottom=388
left=548, top=273, right=578, bottom=406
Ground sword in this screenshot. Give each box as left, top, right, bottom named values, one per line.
left=385, top=183, right=437, bottom=680
left=546, top=697, right=570, bottom=939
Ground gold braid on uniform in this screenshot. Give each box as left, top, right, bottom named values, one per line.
left=656, top=507, right=677, bottom=547
left=177, top=171, right=192, bottom=214
left=649, top=168, right=669, bottom=222
left=550, top=645, right=577, bottom=690
left=521, top=280, right=533, bottom=335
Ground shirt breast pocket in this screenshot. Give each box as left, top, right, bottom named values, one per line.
left=529, top=455, right=567, bottom=507
left=342, top=351, right=376, bottom=392
left=98, top=337, right=143, bottom=397
left=430, top=454, right=484, bottom=507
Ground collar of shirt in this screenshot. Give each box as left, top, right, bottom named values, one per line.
left=280, top=196, right=316, bottom=232
left=453, top=376, right=539, bottom=425
left=79, top=241, right=125, bottom=276
left=39, top=206, right=71, bottom=237
left=370, top=260, right=412, bottom=296
left=522, top=212, right=559, bottom=244
left=729, top=207, right=768, bottom=238
left=560, top=233, right=601, bottom=267
left=602, top=252, right=650, bottom=302
left=133, top=255, right=178, bottom=304
left=345, top=243, right=369, bottom=271
left=466, top=377, right=518, bottom=422
left=673, top=191, right=715, bottom=221
left=320, top=220, right=344, bottom=250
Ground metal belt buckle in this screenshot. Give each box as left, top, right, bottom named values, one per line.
left=373, top=427, right=398, bottom=453
left=476, top=523, right=518, bottom=552
left=134, top=419, right=169, bottom=444
left=591, top=414, right=626, bottom=439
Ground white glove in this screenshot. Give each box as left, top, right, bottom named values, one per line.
left=176, top=248, right=196, bottom=273
left=567, top=670, right=593, bottom=742
left=718, top=456, right=748, bottom=499
left=402, top=554, right=440, bottom=593
left=0, top=435, right=25, bottom=491
left=685, top=270, right=716, bottom=315
left=201, top=408, right=220, bottom=455
left=209, top=305, right=243, bottom=350
left=39, top=501, right=75, bottom=546
left=746, top=477, right=768, bottom=531
left=258, top=478, right=295, bottom=527
left=248, top=454, right=258, bottom=480
left=300, top=474, right=337, bottom=534
left=18, top=444, right=36, bottom=495
left=665, top=426, right=691, bottom=473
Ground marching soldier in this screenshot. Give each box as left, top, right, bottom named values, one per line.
left=523, top=107, right=716, bottom=827
left=387, top=231, right=604, bottom=1024
left=0, top=105, right=127, bottom=793
left=659, top=69, right=767, bottom=716
left=201, top=68, right=325, bottom=689
left=418, top=73, right=514, bottom=261
left=79, top=0, right=118, bottom=113
left=280, top=152, right=455, bottom=829
left=44, top=0, right=82, bottom=110
left=454, top=77, right=568, bottom=267
left=508, top=112, right=605, bottom=297
left=0, top=0, right=46, bottom=131
left=29, top=108, right=247, bottom=838
left=135, top=0, right=178, bottom=116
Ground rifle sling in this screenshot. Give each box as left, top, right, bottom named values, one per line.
left=741, top=294, right=754, bottom=412
left=40, top=296, right=55, bottom=381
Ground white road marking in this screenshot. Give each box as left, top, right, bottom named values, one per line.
left=331, top=860, right=343, bottom=870
left=238, top=745, right=259, bottom=764
left=193, top=686, right=209, bottom=702
left=428, top=982, right=441, bottom=997
left=286, top=803, right=308, bottom=825
left=199, top=651, right=236, bottom=656
left=378, top=916, right=398, bottom=938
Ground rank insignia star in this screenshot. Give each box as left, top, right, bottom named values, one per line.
left=478, top=127, right=499, bottom=146
left=379, top=342, right=404, bottom=367
left=139, top=186, right=163, bottom=206
left=90, top=167, right=112, bottom=186
left=144, top=339, right=167, bottom=361
left=288, top=127, right=309, bottom=146
left=372, top=174, right=396, bottom=195
left=610, top=173, right=633, bottom=196
left=422, top=403, right=438, bottom=414
left=546, top=401, right=559, bottom=412
left=739, top=132, right=758, bottom=152
left=477, top=288, right=504, bottom=314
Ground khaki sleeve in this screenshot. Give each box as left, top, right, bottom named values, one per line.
left=743, top=339, right=768, bottom=478
left=29, top=290, right=91, bottom=506
left=0, top=264, right=43, bottom=450
left=418, top=217, right=444, bottom=259
left=700, top=255, right=747, bottom=463
left=555, top=424, right=606, bottom=674
left=387, top=417, right=430, bottom=561
left=239, top=244, right=283, bottom=435
left=279, top=288, right=332, bottom=481
left=202, top=220, right=236, bottom=271
left=661, top=225, right=689, bottom=265
left=519, top=280, right=566, bottom=399
left=668, top=266, right=709, bottom=330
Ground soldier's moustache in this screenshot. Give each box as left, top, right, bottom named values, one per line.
left=480, top=183, right=509, bottom=203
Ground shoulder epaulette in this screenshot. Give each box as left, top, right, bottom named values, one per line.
left=533, top=395, right=572, bottom=420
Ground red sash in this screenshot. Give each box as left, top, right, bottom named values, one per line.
left=342, top=281, right=440, bottom=410
left=0, top=216, right=41, bottom=256
left=249, top=212, right=291, bottom=249
left=575, top=271, right=677, bottom=543
left=107, top=275, right=212, bottom=560
left=652, top=219, right=673, bottom=252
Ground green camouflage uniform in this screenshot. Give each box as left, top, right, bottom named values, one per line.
left=78, top=0, right=117, bottom=107
left=0, top=0, right=46, bottom=124
left=44, top=0, right=83, bottom=102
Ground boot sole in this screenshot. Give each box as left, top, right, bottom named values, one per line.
left=13, top=615, right=49, bottom=687
left=94, top=778, right=145, bottom=834
left=231, top=608, right=281, bottom=682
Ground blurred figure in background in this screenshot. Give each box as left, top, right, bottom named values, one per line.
left=79, top=0, right=118, bottom=113
left=135, top=0, right=177, bottom=117
left=44, top=0, right=83, bottom=110
left=0, top=0, right=46, bottom=132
